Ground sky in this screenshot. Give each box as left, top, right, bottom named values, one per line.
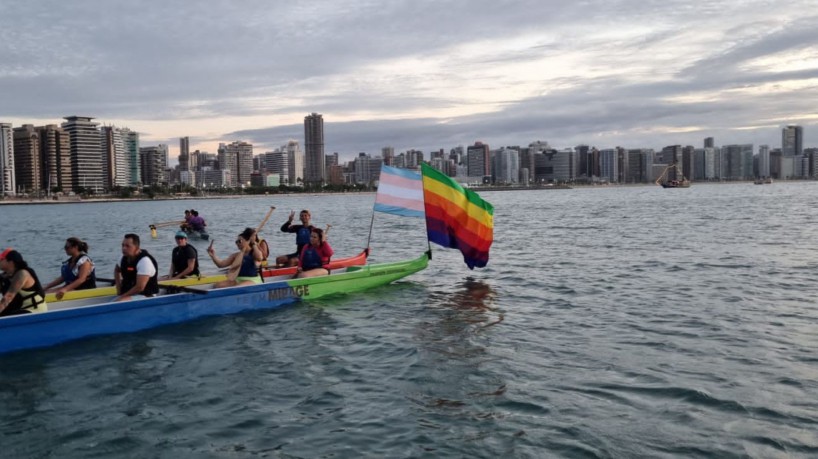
left=2, top=0, right=817, bottom=165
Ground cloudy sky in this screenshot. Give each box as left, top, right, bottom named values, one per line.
left=2, top=0, right=817, bottom=163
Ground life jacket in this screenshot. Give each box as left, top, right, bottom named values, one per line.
left=0, top=268, right=47, bottom=316
left=238, top=252, right=259, bottom=278
left=295, top=226, right=312, bottom=246
left=300, top=245, right=324, bottom=270
left=60, top=253, right=97, bottom=290
left=171, top=245, right=200, bottom=277
left=119, top=250, right=159, bottom=296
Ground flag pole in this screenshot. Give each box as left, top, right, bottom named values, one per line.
left=365, top=206, right=376, bottom=250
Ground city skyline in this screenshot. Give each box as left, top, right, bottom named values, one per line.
left=1, top=1, right=817, bottom=162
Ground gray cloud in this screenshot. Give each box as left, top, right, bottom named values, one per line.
left=1, top=0, right=817, bottom=161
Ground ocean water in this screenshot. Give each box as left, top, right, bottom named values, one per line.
left=1, top=184, right=818, bottom=458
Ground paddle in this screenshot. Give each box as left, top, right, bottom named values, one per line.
left=255, top=206, right=276, bottom=233
left=153, top=220, right=185, bottom=228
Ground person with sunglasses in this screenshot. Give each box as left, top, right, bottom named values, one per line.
left=44, top=237, right=97, bottom=300
left=163, top=231, right=200, bottom=280
left=206, top=227, right=263, bottom=288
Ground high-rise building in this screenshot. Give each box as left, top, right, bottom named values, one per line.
left=285, top=140, right=304, bottom=186
left=492, top=148, right=520, bottom=184
left=382, top=147, right=395, bottom=166
left=304, top=113, right=325, bottom=185
left=101, top=126, right=131, bottom=189
left=758, top=145, right=770, bottom=178
left=140, top=145, right=168, bottom=186
left=125, top=130, right=140, bottom=187
left=179, top=136, right=192, bottom=171
left=325, top=152, right=339, bottom=172
left=782, top=125, right=803, bottom=156
left=599, top=148, right=617, bottom=183
left=353, top=153, right=382, bottom=184
left=467, top=142, right=490, bottom=178
left=12, top=125, right=41, bottom=194
left=62, top=116, right=102, bottom=192
left=36, top=124, right=72, bottom=192
left=0, top=123, right=14, bottom=196
left=704, top=137, right=714, bottom=148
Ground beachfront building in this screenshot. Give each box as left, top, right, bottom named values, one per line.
left=12, top=125, right=41, bottom=194
left=285, top=140, right=304, bottom=186
left=304, top=113, right=325, bottom=186
left=36, top=124, right=72, bottom=192
left=140, top=145, right=168, bottom=186
left=101, top=126, right=131, bottom=189
left=0, top=123, right=14, bottom=196
left=492, top=148, right=520, bottom=184
left=467, top=142, right=490, bottom=179
left=62, top=116, right=103, bottom=193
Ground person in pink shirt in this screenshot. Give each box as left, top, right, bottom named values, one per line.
left=294, top=228, right=333, bottom=278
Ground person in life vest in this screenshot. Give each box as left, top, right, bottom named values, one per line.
left=255, top=233, right=270, bottom=267
left=294, top=228, right=334, bottom=279
left=114, top=233, right=159, bottom=302
left=188, top=210, right=207, bottom=233
left=163, top=231, right=200, bottom=280
left=0, top=248, right=48, bottom=316
left=44, top=237, right=97, bottom=300
left=276, top=209, right=315, bottom=267
left=207, top=227, right=264, bottom=288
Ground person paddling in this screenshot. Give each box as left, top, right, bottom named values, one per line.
left=207, top=227, right=263, bottom=288
left=44, top=237, right=97, bottom=300
left=0, top=248, right=48, bottom=316
left=163, top=231, right=200, bottom=280
left=114, top=233, right=159, bottom=302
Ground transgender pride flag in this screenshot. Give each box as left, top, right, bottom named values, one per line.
left=374, top=165, right=424, bottom=218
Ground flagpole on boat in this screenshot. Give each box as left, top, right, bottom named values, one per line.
left=365, top=207, right=376, bottom=250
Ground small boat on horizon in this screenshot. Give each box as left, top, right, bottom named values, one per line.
left=656, top=162, right=691, bottom=188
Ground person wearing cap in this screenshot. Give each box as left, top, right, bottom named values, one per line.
left=114, top=233, right=159, bottom=301
left=164, top=231, right=200, bottom=280
left=0, top=248, right=48, bottom=316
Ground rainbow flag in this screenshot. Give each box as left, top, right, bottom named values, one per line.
left=374, top=165, right=424, bottom=218
left=421, top=163, right=494, bottom=269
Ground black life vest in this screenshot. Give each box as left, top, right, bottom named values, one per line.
left=119, top=250, right=159, bottom=297
left=0, top=268, right=46, bottom=316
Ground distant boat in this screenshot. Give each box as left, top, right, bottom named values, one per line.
left=754, top=177, right=773, bottom=185
left=661, top=179, right=690, bottom=188
left=656, top=162, right=690, bottom=188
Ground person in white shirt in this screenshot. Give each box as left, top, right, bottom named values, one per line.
left=114, top=233, right=159, bottom=302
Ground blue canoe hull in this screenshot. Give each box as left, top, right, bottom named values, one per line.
left=0, top=279, right=299, bottom=355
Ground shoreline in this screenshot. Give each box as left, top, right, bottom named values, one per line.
left=0, top=179, right=809, bottom=206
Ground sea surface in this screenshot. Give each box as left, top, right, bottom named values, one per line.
left=2, top=183, right=818, bottom=458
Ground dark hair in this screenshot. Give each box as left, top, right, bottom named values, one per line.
left=184, top=209, right=191, bottom=214
left=191, top=210, right=199, bottom=216
left=311, top=228, right=324, bottom=246
left=239, top=227, right=256, bottom=245
left=2, top=250, right=28, bottom=271
left=124, top=233, right=141, bottom=247
left=300, top=209, right=310, bottom=216
left=66, top=237, right=89, bottom=254
left=2, top=250, right=43, bottom=293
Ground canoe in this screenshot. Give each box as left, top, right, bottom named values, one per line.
left=45, top=249, right=370, bottom=302
left=183, top=229, right=210, bottom=240
left=0, top=251, right=429, bottom=355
